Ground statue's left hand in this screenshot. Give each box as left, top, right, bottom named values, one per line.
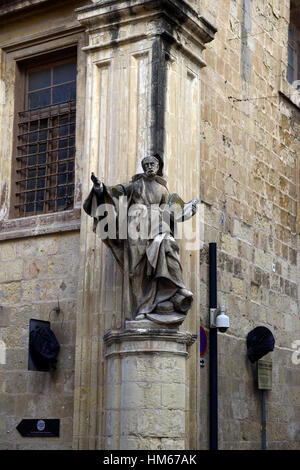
left=191, top=198, right=199, bottom=216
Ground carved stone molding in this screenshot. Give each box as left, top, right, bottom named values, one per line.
left=77, top=0, right=217, bottom=66
left=104, top=324, right=197, bottom=352
left=0, top=0, right=51, bottom=18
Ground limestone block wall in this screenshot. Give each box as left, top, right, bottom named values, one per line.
left=0, top=0, right=87, bottom=450
left=199, top=0, right=300, bottom=450
left=0, top=232, right=80, bottom=449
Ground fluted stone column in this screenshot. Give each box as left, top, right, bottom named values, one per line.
left=73, top=0, right=216, bottom=450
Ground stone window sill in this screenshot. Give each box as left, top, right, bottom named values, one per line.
left=0, top=208, right=81, bottom=241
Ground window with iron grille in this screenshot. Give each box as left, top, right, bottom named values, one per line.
left=14, top=57, right=77, bottom=217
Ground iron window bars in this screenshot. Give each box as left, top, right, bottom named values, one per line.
left=15, top=60, right=76, bottom=217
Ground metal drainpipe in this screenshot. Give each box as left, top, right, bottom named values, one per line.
left=209, top=242, right=218, bottom=450
left=262, top=390, right=267, bottom=450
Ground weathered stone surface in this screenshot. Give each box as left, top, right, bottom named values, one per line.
left=103, top=329, right=193, bottom=449
left=118, top=437, right=164, bottom=450
left=197, top=0, right=300, bottom=449
left=120, top=409, right=186, bottom=438
left=119, top=382, right=162, bottom=409
left=121, top=355, right=186, bottom=384
left=0, top=230, right=80, bottom=450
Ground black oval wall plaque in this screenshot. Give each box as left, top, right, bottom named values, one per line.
left=16, top=419, right=60, bottom=437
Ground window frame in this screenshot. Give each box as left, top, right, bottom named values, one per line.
left=0, top=29, right=86, bottom=240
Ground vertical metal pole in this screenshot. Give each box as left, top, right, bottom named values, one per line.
left=262, top=390, right=267, bottom=450
left=209, top=243, right=218, bottom=450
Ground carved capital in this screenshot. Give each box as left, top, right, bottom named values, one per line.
left=104, top=325, right=197, bottom=357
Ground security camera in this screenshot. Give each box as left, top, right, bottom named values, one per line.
left=210, top=306, right=230, bottom=332
left=216, top=309, right=230, bottom=332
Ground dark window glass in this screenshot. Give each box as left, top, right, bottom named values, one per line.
left=36, top=202, right=44, bottom=212
left=28, top=155, right=36, bottom=166
left=37, top=191, right=44, bottom=201
left=288, top=45, right=294, bottom=67
left=58, top=174, right=67, bottom=185
left=38, top=153, right=46, bottom=164
left=29, top=89, right=51, bottom=109
left=59, top=139, right=68, bottom=149
left=27, top=192, right=35, bottom=202
left=26, top=203, right=34, bottom=212
left=37, top=178, right=45, bottom=189
left=53, top=83, right=76, bottom=104
left=28, top=69, right=51, bottom=91
left=288, top=65, right=294, bottom=84
left=30, top=122, right=38, bottom=131
left=53, top=62, right=76, bottom=84
left=29, top=132, right=38, bottom=143
left=57, top=198, right=66, bottom=207
left=58, top=186, right=66, bottom=197
left=58, top=149, right=68, bottom=160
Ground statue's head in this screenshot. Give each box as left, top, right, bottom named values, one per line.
left=141, top=154, right=163, bottom=177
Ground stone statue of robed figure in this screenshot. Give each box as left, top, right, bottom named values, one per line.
left=83, top=155, right=199, bottom=326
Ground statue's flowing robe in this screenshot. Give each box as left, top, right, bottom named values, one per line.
left=83, top=173, right=188, bottom=319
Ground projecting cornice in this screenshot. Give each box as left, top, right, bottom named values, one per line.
left=0, top=0, right=51, bottom=17
left=76, top=0, right=217, bottom=62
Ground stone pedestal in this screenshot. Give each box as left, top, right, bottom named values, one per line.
left=103, top=322, right=196, bottom=450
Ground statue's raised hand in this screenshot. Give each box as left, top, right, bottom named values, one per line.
left=191, top=198, right=200, bottom=216
left=91, top=172, right=102, bottom=187
left=91, top=172, right=103, bottom=192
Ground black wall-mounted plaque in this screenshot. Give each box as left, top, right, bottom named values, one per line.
left=28, top=319, right=51, bottom=371
left=17, top=419, right=60, bottom=437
